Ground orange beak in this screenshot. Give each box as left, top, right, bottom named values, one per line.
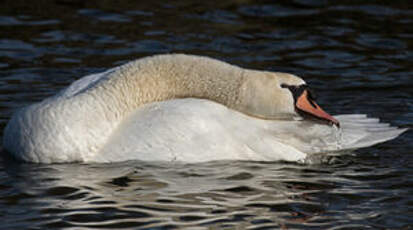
left=296, top=90, right=340, bottom=127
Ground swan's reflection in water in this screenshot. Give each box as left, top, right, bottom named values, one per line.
left=4, top=154, right=399, bottom=229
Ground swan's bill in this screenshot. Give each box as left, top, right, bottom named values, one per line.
left=296, top=90, right=340, bottom=127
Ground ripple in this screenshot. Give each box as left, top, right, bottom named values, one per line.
left=330, top=5, right=412, bottom=16
left=32, top=30, right=124, bottom=44
left=125, top=10, right=154, bottom=17
left=130, top=40, right=170, bottom=53
left=356, top=34, right=407, bottom=50
left=294, top=58, right=352, bottom=69
left=78, top=9, right=132, bottom=22
left=0, top=16, right=59, bottom=26
left=238, top=5, right=319, bottom=18
left=293, top=0, right=329, bottom=7
left=0, top=16, right=22, bottom=26
left=0, top=157, right=411, bottom=229
left=186, top=9, right=240, bottom=25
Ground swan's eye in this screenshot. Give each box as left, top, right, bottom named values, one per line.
left=280, top=83, right=289, bottom=89
left=281, top=84, right=308, bottom=102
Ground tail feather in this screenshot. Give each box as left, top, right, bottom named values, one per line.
left=336, top=114, right=408, bottom=150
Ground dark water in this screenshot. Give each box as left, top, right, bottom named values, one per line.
left=0, top=0, right=412, bottom=229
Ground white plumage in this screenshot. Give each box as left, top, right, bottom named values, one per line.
left=2, top=54, right=407, bottom=163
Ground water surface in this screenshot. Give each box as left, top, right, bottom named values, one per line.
left=0, top=0, right=412, bottom=229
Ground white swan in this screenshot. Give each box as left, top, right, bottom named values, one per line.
left=2, top=54, right=407, bottom=163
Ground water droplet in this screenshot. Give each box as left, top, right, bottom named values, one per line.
left=332, top=124, right=343, bottom=150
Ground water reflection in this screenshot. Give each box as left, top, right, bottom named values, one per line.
left=0, top=158, right=337, bottom=229
left=1, top=153, right=411, bottom=229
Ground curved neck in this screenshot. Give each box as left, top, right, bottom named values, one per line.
left=92, top=54, right=246, bottom=118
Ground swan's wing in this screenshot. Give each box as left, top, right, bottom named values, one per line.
left=98, top=99, right=307, bottom=163
left=335, top=114, right=408, bottom=150
left=264, top=114, right=408, bottom=154
left=98, top=99, right=407, bottom=163
left=58, top=68, right=118, bottom=98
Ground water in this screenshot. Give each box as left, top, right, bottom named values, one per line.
left=0, top=0, right=412, bottom=229
left=333, top=124, right=342, bottom=151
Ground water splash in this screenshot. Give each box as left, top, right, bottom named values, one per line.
left=332, top=124, right=343, bottom=150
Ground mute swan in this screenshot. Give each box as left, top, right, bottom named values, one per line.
left=2, top=54, right=407, bottom=163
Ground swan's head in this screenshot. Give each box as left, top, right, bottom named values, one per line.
left=238, top=71, right=339, bottom=126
